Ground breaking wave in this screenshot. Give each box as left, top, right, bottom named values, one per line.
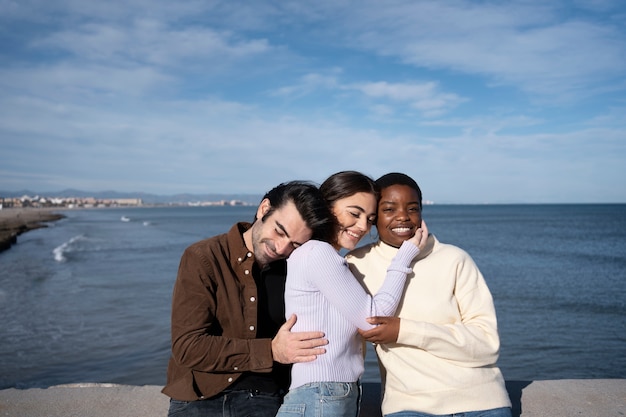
left=52, top=235, right=86, bottom=262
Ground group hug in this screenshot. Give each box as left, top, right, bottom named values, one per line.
left=162, top=171, right=512, bottom=417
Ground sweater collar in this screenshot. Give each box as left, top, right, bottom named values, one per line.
left=375, top=233, right=436, bottom=261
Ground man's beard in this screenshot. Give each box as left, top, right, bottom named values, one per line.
left=251, top=223, right=273, bottom=267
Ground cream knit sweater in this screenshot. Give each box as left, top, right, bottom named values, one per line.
left=347, top=235, right=511, bottom=415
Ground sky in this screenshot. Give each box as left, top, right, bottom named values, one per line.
left=1, top=0, right=625, bottom=204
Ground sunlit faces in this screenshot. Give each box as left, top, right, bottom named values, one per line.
left=332, top=192, right=377, bottom=251
left=377, top=184, right=422, bottom=249
left=248, top=199, right=313, bottom=267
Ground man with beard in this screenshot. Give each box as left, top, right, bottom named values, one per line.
left=163, top=181, right=334, bottom=417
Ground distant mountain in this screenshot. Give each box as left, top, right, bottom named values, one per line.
left=0, top=189, right=264, bottom=205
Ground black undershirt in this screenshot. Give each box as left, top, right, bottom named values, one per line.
left=230, top=259, right=290, bottom=393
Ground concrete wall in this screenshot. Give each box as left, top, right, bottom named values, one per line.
left=0, top=380, right=624, bottom=417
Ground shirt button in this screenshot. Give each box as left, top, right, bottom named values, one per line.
left=250, top=296, right=256, bottom=302
left=247, top=252, right=252, bottom=258
left=244, top=270, right=250, bottom=275
left=234, top=366, right=238, bottom=371
left=249, top=325, right=255, bottom=331
left=228, top=377, right=233, bottom=382
left=237, top=257, right=242, bottom=262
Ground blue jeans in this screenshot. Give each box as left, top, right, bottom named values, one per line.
left=168, top=389, right=283, bottom=417
left=386, top=408, right=512, bottom=417
left=275, top=382, right=361, bottom=417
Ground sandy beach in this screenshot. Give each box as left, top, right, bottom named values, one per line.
left=0, top=208, right=65, bottom=253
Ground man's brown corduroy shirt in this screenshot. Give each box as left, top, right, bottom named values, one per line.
left=162, top=222, right=287, bottom=401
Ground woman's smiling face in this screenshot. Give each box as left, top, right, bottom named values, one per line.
left=331, top=191, right=377, bottom=251
left=376, top=184, right=422, bottom=248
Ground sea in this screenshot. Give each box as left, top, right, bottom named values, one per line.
left=1, top=204, right=625, bottom=389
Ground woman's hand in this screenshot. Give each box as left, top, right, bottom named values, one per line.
left=358, top=316, right=401, bottom=344
left=407, top=220, right=429, bottom=252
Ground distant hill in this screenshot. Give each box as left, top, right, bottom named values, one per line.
left=0, top=189, right=264, bottom=205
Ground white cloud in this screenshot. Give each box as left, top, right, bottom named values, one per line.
left=32, top=20, right=272, bottom=70
left=271, top=72, right=341, bottom=98
left=349, top=81, right=466, bottom=117
left=332, top=1, right=626, bottom=99
left=0, top=0, right=624, bottom=202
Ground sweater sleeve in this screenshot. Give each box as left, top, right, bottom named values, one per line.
left=296, top=240, right=418, bottom=330
left=396, top=254, right=501, bottom=367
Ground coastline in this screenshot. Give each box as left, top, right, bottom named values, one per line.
left=0, top=208, right=66, bottom=253
left=0, top=380, right=624, bottom=417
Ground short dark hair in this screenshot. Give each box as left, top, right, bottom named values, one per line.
left=375, top=172, right=423, bottom=210
left=259, top=180, right=334, bottom=242
left=320, top=171, right=379, bottom=208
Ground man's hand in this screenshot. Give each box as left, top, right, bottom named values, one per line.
left=358, top=316, right=400, bottom=345
left=272, top=314, right=328, bottom=364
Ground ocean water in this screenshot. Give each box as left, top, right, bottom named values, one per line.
left=0, top=204, right=624, bottom=389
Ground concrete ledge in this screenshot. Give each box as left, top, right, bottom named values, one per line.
left=0, top=380, right=624, bottom=417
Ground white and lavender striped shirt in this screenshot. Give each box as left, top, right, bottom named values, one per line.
left=285, top=239, right=419, bottom=389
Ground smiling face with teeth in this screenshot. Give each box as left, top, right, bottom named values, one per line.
left=376, top=184, right=423, bottom=248
left=331, top=191, right=377, bottom=251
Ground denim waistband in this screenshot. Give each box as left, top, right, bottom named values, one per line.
left=223, top=387, right=286, bottom=397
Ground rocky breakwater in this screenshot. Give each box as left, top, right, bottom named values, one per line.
left=0, top=209, right=65, bottom=253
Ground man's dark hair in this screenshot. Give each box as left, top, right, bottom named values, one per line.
left=375, top=172, right=423, bottom=210
left=259, top=180, right=334, bottom=242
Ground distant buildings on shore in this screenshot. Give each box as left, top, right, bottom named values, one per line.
left=1, top=193, right=429, bottom=210
left=184, top=200, right=248, bottom=207
left=0, top=195, right=144, bottom=209
left=0, top=195, right=250, bottom=209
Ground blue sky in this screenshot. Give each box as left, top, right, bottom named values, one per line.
left=1, top=0, right=625, bottom=203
